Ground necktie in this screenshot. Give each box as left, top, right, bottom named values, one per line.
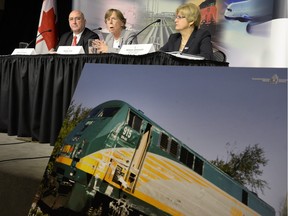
left=72, top=36, right=77, bottom=46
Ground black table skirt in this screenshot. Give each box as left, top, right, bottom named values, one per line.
left=0, top=52, right=228, bottom=144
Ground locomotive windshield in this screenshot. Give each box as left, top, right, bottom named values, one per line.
left=88, top=107, right=120, bottom=118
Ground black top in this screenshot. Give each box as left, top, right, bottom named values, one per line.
left=160, top=28, right=213, bottom=60
left=56, top=28, right=99, bottom=53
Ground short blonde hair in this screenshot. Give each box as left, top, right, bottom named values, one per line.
left=176, top=3, right=201, bottom=28
left=104, top=9, right=127, bottom=29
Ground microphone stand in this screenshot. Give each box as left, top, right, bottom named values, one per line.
left=25, top=29, right=52, bottom=48
left=128, top=19, right=161, bottom=45
left=91, top=27, right=104, bottom=40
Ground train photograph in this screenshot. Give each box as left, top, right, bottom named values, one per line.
left=28, top=63, right=286, bottom=215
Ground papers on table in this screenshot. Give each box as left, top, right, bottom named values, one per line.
left=166, top=51, right=205, bottom=60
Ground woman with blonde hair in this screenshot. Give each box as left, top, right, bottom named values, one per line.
left=160, top=3, right=213, bottom=60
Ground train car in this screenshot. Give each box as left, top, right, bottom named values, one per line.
left=199, top=0, right=217, bottom=25
left=224, top=0, right=273, bottom=23
left=40, top=100, right=275, bottom=215
left=199, top=0, right=218, bottom=39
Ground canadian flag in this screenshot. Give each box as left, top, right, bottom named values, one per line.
left=35, top=0, right=57, bottom=54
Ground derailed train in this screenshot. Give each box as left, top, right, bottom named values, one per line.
left=40, top=100, right=275, bottom=215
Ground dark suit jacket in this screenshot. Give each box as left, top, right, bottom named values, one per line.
left=160, top=28, right=213, bottom=60
left=56, top=28, right=99, bottom=53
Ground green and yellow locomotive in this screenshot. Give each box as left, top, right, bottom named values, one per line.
left=40, top=100, right=275, bottom=216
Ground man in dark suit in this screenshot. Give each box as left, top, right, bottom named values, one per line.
left=55, top=10, right=99, bottom=53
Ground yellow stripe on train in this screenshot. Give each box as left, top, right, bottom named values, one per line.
left=75, top=148, right=259, bottom=216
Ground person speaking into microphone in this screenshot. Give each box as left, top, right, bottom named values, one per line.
left=94, top=9, right=138, bottom=54
left=160, top=3, right=213, bottom=60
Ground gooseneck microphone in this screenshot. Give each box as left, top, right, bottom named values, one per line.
left=91, top=27, right=102, bottom=31
left=91, top=27, right=103, bottom=40
left=128, top=19, right=161, bottom=44
left=25, top=29, right=52, bottom=48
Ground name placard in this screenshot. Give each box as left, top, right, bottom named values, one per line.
left=11, top=48, right=37, bottom=55
left=119, top=44, right=155, bottom=55
left=57, top=46, right=85, bottom=54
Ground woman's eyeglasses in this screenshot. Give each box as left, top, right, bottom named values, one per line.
left=175, top=15, right=186, bottom=19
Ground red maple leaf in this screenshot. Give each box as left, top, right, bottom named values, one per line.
left=37, top=8, right=57, bottom=50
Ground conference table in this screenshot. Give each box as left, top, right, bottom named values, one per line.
left=0, top=52, right=228, bottom=145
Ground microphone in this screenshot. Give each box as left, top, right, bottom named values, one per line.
left=128, top=19, right=161, bottom=44
left=25, top=29, right=52, bottom=48
left=91, top=27, right=102, bottom=31
left=91, top=27, right=104, bottom=40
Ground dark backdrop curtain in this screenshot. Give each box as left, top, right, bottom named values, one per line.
left=0, top=53, right=228, bottom=145
left=0, top=55, right=82, bottom=144
left=0, top=0, right=72, bottom=55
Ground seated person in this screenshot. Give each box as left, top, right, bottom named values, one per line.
left=94, top=8, right=137, bottom=53
left=160, top=3, right=213, bottom=60
left=55, top=10, right=99, bottom=53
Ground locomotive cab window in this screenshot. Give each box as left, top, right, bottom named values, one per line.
left=98, top=107, right=120, bottom=117
left=87, top=108, right=101, bottom=118
left=88, top=107, right=120, bottom=118
left=128, top=111, right=142, bottom=132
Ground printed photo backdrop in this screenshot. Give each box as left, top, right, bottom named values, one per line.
left=73, top=0, right=287, bottom=67
left=28, top=64, right=287, bottom=215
